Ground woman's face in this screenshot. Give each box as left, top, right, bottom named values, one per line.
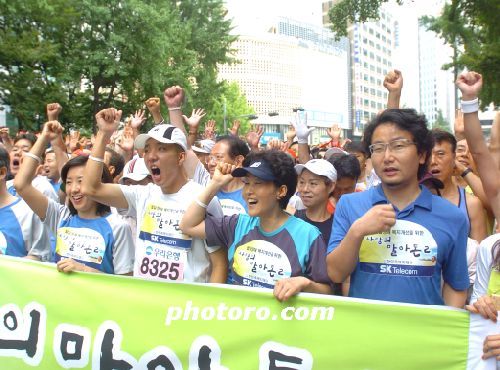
left=242, top=174, right=284, bottom=217
left=65, top=165, right=97, bottom=217
left=297, top=170, right=334, bottom=209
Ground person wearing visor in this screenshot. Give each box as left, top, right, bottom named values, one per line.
left=180, top=149, right=332, bottom=302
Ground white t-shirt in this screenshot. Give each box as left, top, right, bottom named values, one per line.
left=8, top=175, right=58, bottom=203
left=119, top=181, right=223, bottom=283
left=471, top=233, right=500, bottom=303
left=192, top=161, right=211, bottom=187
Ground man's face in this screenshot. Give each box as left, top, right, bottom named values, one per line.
left=332, top=177, right=356, bottom=201
left=430, top=141, right=455, bottom=182
left=143, top=139, right=184, bottom=192
left=207, top=141, right=237, bottom=178
left=10, top=138, right=33, bottom=176
left=370, top=123, right=424, bottom=189
left=456, top=139, right=476, bottom=171
left=43, top=152, right=59, bottom=181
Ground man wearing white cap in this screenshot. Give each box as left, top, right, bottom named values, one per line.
left=191, top=139, right=215, bottom=172
left=119, top=157, right=152, bottom=186
left=294, top=159, right=337, bottom=244
left=82, top=108, right=226, bottom=284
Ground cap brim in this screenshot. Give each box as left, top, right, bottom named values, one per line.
left=232, top=167, right=276, bottom=181
left=120, top=173, right=149, bottom=184
left=192, top=146, right=210, bottom=154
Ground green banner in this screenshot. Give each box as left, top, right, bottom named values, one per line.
left=0, top=256, right=472, bottom=369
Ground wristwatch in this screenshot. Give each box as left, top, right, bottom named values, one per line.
left=460, top=168, right=473, bottom=178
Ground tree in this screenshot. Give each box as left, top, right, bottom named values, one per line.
left=432, top=109, right=451, bottom=132
left=210, top=81, right=255, bottom=135
left=0, top=0, right=236, bottom=132
left=327, top=0, right=499, bottom=108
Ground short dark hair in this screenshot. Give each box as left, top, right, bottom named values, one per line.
left=216, top=135, right=250, bottom=158
left=0, top=146, right=10, bottom=173
left=242, top=150, right=297, bottom=209
left=330, top=154, right=361, bottom=181
left=431, top=129, right=457, bottom=153
left=344, top=141, right=367, bottom=156
left=362, top=109, right=432, bottom=180
left=61, top=156, right=113, bottom=216
left=105, top=147, right=125, bottom=177
left=14, top=133, right=37, bottom=147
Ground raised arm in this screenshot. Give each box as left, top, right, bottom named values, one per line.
left=179, top=162, right=235, bottom=239
left=456, top=72, right=500, bottom=222
left=490, top=111, right=500, bottom=169
left=182, top=108, right=206, bottom=148
left=81, top=108, right=129, bottom=209
left=384, top=69, right=403, bottom=109
left=145, top=97, right=164, bottom=125
left=292, top=112, right=315, bottom=164
left=14, top=121, right=63, bottom=219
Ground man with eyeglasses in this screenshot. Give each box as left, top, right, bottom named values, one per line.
left=326, top=109, right=469, bottom=307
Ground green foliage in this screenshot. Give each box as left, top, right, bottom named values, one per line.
left=422, top=0, right=500, bottom=108
left=210, top=81, right=255, bottom=135
left=432, top=109, right=451, bottom=131
left=328, top=0, right=402, bottom=38
left=328, top=0, right=499, bottom=107
left=0, top=0, right=237, bottom=132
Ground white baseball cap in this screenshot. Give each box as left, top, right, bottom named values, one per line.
left=134, top=124, right=187, bottom=151
left=120, top=157, right=150, bottom=184
left=295, top=159, right=337, bottom=181
left=192, top=139, right=215, bottom=154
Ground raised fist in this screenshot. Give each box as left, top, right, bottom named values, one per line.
left=456, top=71, right=482, bottom=100
left=42, top=121, right=64, bottom=141
left=145, top=97, right=161, bottom=113
left=163, top=86, right=185, bottom=109
left=46, top=103, right=62, bottom=121
left=383, top=70, right=403, bottom=92
left=95, top=108, right=122, bottom=135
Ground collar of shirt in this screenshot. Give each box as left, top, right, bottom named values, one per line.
left=370, top=184, right=433, bottom=217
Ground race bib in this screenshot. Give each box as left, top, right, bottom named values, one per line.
left=359, top=220, right=438, bottom=277
left=136, top=201, right=191, bottom=282
left=232, top=240, right=292, bottom=288
left=0, top=231, right=6, bottom=255
left=56, top=227, right=106, bottom=264
left=487, top=268, right=500, bottom=296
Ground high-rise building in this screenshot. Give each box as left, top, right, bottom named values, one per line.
left=218, top=15, right=350, bottom=144
left=322, top=1, right=395, bottom=137
left=417, top=24, right=456, bottom=129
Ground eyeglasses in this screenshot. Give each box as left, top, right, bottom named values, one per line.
left=369, top=139, right=416, bottom=155
left=205, top=155, right=226, bottom=164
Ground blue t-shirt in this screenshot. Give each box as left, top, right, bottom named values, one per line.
left=44, top=199, right=134, bottom=274
left=327, top=185, right=469, bottom=305
left=216, top=188, right=248, bottom=216
left=206, top=213, right=330, bottom=289
left=0, top=198, right=50, bottom=259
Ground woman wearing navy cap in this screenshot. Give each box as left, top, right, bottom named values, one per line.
left=180, top=149, right=332, bottom=301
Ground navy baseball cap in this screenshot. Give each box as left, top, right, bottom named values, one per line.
left=232, top=159, right=276, bottom=181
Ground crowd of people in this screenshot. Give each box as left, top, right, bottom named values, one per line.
left=0, top=70, right=498, bottom=360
